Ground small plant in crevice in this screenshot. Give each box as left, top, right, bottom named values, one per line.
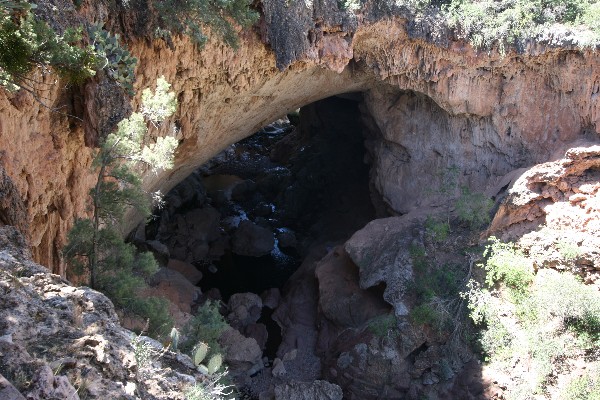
left=367, top=313, right=398, bottom=338
left=87, top=23, right=137, bottom=95
left=425, top=215, right=450, bottom=243
left=184, top=370, right=235, bottom=400
left=557, top=239, right=582, bottom=261
left=482, top=237, right=533, bottom=300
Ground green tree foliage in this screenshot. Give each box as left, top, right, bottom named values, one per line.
left=64, top=76, right=178, bottom=337
left=152, top=0, right=259, bottom=48
left=445, top=0, right=600, bottom=52
left=0, top=1, right=99, bottom=91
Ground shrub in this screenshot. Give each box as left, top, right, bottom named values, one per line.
left=557, top=240, right=582, bottom=261
left=180, top=300, right=230, bottom=356
left=425, top=216, right=450, bottom=242
left=87, top=23, right=137, bottom=95
left=153, top=0, right=259, bottom=48
left=64, top=77, right=178, bottom=339
left=463, top=250, right=600, bottom=397
left=410, top=304, right=438, bottom=326
left=455, top=187, right=494, bottom=229
left=560, top=368, right=600, bottom=400
left=0, top=3, right=98, bottom=91
left=482, top=237, right=533, bottom=299
left=184, top=371, right=234, bottom=400
left=367, top=313, right=397, bottom=337
left=444, top=0, right=600, bottom=53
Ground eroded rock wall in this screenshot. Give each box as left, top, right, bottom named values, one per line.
left=0, top=0, right=599, bottom=276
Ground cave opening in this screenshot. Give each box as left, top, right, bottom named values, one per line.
left=146, top=93, right=378, bottom=296
left=142, top=93, right=382, bottom=370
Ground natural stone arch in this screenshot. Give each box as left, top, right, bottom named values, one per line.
left=1, top=10, right=599, bottom=273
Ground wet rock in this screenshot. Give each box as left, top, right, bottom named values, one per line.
left=232, top=220, right=275, bottom=257
left=276, top=229, right=297, bottom=249
left=183, top=207, right=221, bottom=243
left=167, top=259, right=203, bottom=285
left=231, top=179, right=258, bottom=202
left=273, top=380, right=343, bottom=400
left=253, top=202, right=274, bottom=217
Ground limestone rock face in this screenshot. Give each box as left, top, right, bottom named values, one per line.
left=0, top=0, right=599, bottom=277
left=0, top=226, right=210, bottom=400
left=489, top=144, right=600, bottom=285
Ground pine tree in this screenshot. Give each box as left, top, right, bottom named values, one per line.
left=64, top=76, right=178, bottom=336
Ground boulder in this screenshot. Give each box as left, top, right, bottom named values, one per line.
left=184, top=207, right=221, bottom=243
left=232, top=220, right=274, bottom=257
left=220, top=328, right=263, bottom=377
left=147, top=268, right=201, bottom=314
left=167, top=259, right=203, bottom=285
left=315, top=246, right=391, bottom=328
left=244, top=323, right=269, bottom=351
left=261, top=288, right=281, bottom=310
left=227, top=292, right=263, bottom=329
left=276, top=229, right=297, bottom=249
left=344, top=216, right=421, bottom=317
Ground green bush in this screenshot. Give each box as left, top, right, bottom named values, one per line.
left=0, top=3, right=98, bottom=90
left=482, top=237, right=534, bottom=299
left=444, top=0, right=600, bottom=53
left=560, top=368, right=600, bottom=400
left=410, top=304, right=438, bottom=326
left=455, top=187, right=494, bottom=229
left=64, top=77, right=178, bottom=339
left=180, top=300, right=229, bottom=357
left=425, top=216, right=450, bottom=242
left=367, top=313, right=397, bottom=337
left=463, top=250, right=600, bottom=397
left=153, top=0, right=259, bottom=48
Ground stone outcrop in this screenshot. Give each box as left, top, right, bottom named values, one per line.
left=0, top=226, right=213, bottom=400
left=489, top=144, right=600, bottom=285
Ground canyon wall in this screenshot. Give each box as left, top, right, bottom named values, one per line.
left=0, top=0, right=599, bottom=274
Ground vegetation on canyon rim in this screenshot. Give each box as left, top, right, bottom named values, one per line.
left=396, top=0, right=600, bottom=52
left=462, top=237, right=600, bottom=399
